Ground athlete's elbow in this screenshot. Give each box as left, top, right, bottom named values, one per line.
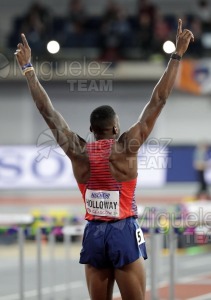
left=154, top=90, right=168, bottom=106
left=37, top=103, right=46, bottom=115
left=156, top=96, right=167, bottom=108
left=37, top=102, right=54, bottom=117
left=158, top=88, right=171, bottom=103
left=36, top=102, right=41, bottom=110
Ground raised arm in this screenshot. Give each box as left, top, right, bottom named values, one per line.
left=121, top=19, right=194, bottom=153
left=15, top=34, right=85, bottom=158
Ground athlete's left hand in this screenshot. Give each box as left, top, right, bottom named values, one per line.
left=175, top=19, right=194, bottom=57
left=14, top=33, right=31, bottom=68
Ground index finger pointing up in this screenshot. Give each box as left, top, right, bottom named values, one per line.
left=177, top=19, right=182, bottom=35
left=21, top=33, right=29, bottom=48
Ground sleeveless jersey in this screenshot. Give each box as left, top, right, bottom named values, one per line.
left=78, top=139, right=138, bottom=221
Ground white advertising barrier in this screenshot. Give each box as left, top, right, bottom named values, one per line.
left=0, top=214, right=34, bottom=225
left=0, top=145, right=167, bottom=189
left=183, top=200, right=211, bottom=226
left=205, top=159, right=211, bottom=184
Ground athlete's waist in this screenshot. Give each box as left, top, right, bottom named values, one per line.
left=87, top=216, right=137, bottom=224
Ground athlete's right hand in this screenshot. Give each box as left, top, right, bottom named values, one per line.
left=14, top=33, right=31, bottom=67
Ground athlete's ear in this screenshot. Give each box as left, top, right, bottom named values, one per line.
left=90, top=126, right=93, bottom=132
left=113, top=126, right=118, bottom=135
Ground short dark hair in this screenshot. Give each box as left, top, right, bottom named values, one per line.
left=90, top=105, right=116, bottom=133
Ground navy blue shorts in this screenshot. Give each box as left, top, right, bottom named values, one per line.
left=79, top=217, right=148, bottom=269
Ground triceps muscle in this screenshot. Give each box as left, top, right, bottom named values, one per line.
left=25, top=70, right=80, bottom=156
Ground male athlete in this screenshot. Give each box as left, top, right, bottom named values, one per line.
left=15, top=19, right=193, bottom=300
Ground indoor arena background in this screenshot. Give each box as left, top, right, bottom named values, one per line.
left=0, top=1, right=211, bottom=299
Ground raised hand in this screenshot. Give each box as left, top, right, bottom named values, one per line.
left=175, top=19, right=194, bottom=57
left=14, top=33, right=31, bottom=67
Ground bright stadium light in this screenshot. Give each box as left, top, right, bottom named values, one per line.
left=47, top=40, right=60, bottom=54
left=163, top=41, right=176, bottom=54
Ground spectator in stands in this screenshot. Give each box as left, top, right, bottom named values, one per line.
left=65, top=0, right=87, bottom=34
left=63, top=0, right=88, bottom=47
left=136, top=11, right=154, bottom=59
left=188, top=17, right=204, bottom=57
left=99, top=2, right=132, bottom=61
left=152, top=10, right=171, bottom=55
left=22, top=3, right=52, bottom=51
left=196, top=0, right=211, bottom=31
left=8, top=2, right=52, bottom=55
left=102, top=0, right=119, bottom=24
left=136, top=0, right=157, bottom=58
left=138, top=0, right=156, bottom=22
left=193, top=143, right=210, bottom=199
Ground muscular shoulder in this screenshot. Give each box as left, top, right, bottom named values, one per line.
left=66, top=133, right=90, bottom=183
left=110, top=137, right=138, bottom=161
left=115, top=131, right=141, bottom=155
left=65, top=132, right=88, bottom=158
left=110, top=138, right=138, bottom=181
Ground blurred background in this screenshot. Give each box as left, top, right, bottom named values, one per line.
left=0, top=0, right=211, bottom=299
